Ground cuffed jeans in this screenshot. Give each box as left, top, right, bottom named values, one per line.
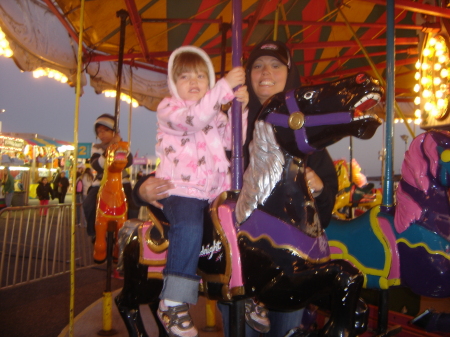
left=159, top=195, right=208, bottom=304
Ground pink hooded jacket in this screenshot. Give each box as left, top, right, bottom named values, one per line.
left=155, top=46, right=248, bottom=202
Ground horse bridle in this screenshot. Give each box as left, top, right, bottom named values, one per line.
left=265, top=89, right=353, bottom=154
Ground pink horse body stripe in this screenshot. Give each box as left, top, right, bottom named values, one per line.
left=218, top=204, right=243, bottom=288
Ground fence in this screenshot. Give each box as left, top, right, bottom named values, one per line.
left=0, top=204, right=95, bottom=289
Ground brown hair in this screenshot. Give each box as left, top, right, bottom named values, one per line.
left=172, top=52, right=209, bottom=83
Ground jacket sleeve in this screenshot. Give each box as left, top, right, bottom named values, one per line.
left=36, top=184, right=42, bottom=199
left=126, top=152, right=133, bottom=168
left=157, top=78, right=235, bottom=135
left=131, top=173, right=153, bottom=207
left=306, top=149, right=338, bottom=228
left=90, top=145, right=105, bottom=174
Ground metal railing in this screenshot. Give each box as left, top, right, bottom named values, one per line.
left=0, top=204, right=95, bottom=289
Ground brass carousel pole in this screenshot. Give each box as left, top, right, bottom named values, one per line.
left=69, top=0, right=85, bottom=336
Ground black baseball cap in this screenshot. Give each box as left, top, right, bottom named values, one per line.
left=246, top=40, right=291, bottom=70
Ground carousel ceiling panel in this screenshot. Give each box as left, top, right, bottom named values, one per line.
left=1, top=0, right=448, bottom=117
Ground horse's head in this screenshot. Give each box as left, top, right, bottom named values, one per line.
left=105, top=141, right=130, bottom=173
left=260, top=72, right=383, bottom=158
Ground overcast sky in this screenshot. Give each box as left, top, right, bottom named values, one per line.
left=0, top=55, right=416, bottom=179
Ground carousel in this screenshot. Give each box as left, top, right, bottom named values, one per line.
left=0, top=1, right=449, bottom=337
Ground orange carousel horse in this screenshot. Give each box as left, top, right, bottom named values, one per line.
left=93, top=141, right=130, bottom=263
left=333, top=159, right=382, bottom=219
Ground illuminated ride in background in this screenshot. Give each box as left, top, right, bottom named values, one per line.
left=332, top=158, right=382, bottom=220
left=415, top=34, right=450, bottom=130
left=115, top=73, right=384, bottom=337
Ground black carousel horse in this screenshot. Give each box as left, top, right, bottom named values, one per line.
left=115, top=73, right=384, bottom=337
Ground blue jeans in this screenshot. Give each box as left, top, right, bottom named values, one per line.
left=218, top=302, right=304, bottom=337
left=82, top=186, right=99, bottom=236
left=4, top=192, right=13, bottom=207
left=160, top=195, right=208, bottom=304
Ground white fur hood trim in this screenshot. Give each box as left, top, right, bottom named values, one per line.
left=167, top=45, right=216, bottom=101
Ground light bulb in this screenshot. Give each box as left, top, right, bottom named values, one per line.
left=414, top=96, right=421, bottom=105
left=414, top=84, right=421, bottom=92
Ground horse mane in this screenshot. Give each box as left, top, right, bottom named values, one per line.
left=394, top=132, right=439, bottom=233
left=235, top=121, right=285, bottom=224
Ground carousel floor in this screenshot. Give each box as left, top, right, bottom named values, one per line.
left=0, top=265, right=224, bottom=337
left=58, top=288, right=224, bottom=337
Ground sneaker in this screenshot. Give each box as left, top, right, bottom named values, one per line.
left=245, top=298, right=270, bottom=333
left=157, top=301, right=199, bottom=337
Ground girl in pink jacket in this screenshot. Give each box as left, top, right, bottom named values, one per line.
left=155, top=45, right=248, bottom=337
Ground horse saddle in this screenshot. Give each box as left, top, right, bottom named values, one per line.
left=135, top=191, right=245, bottom=299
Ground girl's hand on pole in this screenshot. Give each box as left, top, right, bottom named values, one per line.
left=234, top=85, right=249, bottom=111
left=225, top=66, right=245, bottom=89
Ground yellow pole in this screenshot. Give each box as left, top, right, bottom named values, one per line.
left=70, top=0, right=85, bottom=336
left=202, top=299, right=220, bottom=332
left=102, top=291, right=113, bottom=331
left=128, top=67, right=133, bottom=180
left=337, top=6, right=415, bottom=139
left=273, top=2, right=279, bottom=41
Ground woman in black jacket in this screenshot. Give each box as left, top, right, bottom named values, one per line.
left=36, top=177, right=53, bottom=215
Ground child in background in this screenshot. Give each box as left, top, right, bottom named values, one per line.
left=36, top=177, right=53, bottom=216
left=2, top=167, right=14, bottom=207
left=82, top=114, right=133, bottom=239
left=155, top=45, right=248, bottom=337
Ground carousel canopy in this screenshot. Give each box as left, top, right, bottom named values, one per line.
left=1, top=133, right=72, bottom=148
left=0, top=0, right=448, bottom=117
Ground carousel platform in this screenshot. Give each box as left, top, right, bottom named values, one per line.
left=58, top=288, right=224, bottom=337
left=0, top=265, right=224, bottom=337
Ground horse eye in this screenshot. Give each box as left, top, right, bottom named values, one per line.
left=304, top=91, right=315, bottom=100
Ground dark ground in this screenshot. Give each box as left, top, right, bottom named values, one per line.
left=0, top=266, right=123, bottom=337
